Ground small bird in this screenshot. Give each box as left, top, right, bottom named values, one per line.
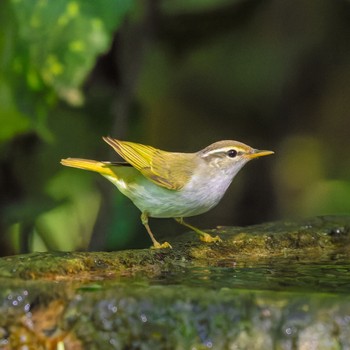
left=61, top=137, right=273, bottom=249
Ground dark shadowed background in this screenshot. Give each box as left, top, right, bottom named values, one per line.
left=0, top=0, right=349, bottom=254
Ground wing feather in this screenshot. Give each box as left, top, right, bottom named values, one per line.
left=103, top=137, right=193, bottom=190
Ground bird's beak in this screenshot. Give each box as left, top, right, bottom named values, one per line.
left=247, top=149, right=274, bottom=159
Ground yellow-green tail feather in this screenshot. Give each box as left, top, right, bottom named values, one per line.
left=60, top=158, right=116, bottom=177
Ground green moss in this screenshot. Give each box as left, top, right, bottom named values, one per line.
left=0, top=216, right=350, bottom=348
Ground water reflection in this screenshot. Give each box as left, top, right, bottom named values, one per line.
left=146, top=258, right=350, bottom=294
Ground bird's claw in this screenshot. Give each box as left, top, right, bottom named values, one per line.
left=151, top=241, right=172, bottom=249
left=199, top=233, right=222, bottom=243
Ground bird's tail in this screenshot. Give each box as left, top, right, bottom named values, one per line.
left=60, top=158, right=116, bottom=177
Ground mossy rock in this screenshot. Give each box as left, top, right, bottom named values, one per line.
left=0, top=215, right=349, bottom=349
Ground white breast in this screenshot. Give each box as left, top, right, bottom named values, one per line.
left=104, top=162, right=243, bottom=219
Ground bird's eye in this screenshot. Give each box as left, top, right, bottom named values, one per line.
left=227, top=149, right=237, bottom=158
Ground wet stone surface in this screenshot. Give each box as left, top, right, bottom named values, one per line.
left=0, top=215, right=349, bottom=349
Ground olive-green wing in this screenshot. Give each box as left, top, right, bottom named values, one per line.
left=103, top=137, right=193, bottom=190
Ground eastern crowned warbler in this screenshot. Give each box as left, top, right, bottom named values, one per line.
left=61, top=137, right=273, bottom=249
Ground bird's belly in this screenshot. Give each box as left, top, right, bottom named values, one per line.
left=105, top=173, right=225, bottom=218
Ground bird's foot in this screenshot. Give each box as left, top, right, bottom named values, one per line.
left=151, top=241, right=172, bottom=249
left=199, top=232, right=222, bottom=243
left=175, top=218, right=222, bottom=244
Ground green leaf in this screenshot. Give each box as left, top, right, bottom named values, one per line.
left=10, top=0, right=134, bottom=105
left=0, top=81, right=30, bottom=141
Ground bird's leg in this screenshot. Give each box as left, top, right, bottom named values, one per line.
left=141, top=212, right=172, bottom=249
left=175, top=218, right=222, bottom=243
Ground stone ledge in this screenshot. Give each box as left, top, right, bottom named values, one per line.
left=0, top=215, right=349, bottom=349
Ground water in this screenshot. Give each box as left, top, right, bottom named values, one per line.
left=84, top=253, right=350, bottom=295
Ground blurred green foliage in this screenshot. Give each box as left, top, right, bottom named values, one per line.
left=0, top=0, right=135, bottom=254
left=11, top=0, right=132, bottom=106
left=0, top=0, right=350, bottom=255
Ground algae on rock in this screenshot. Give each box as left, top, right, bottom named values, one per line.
left=0, top=216, right=349, bottom=349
